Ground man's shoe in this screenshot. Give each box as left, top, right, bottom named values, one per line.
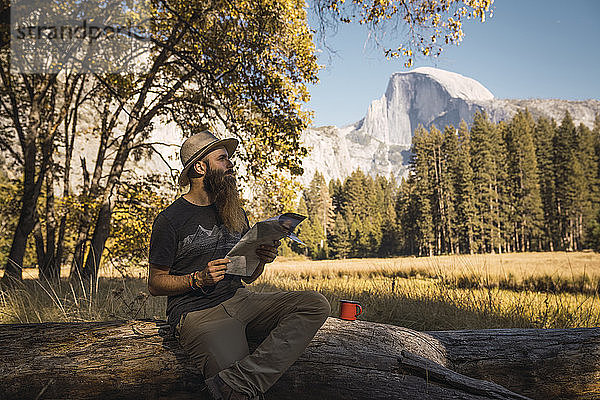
left=205, top=374, right=250, bottom=400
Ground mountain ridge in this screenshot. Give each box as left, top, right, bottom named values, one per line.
left=298, top=68, right=599, bottom=187
left=2, top=68, right=597, bottom=192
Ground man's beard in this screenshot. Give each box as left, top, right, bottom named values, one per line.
left=204, top=165, right=247, bottom=234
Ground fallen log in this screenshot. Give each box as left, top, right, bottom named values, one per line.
left=0, top=318, right=597, bottom=399
left=427, top=328, right=600, bottom=400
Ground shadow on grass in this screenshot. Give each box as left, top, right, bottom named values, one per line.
left=251, top=282, right=537, bottom=331
left=0, top=276, right=166, bottom=324
left=1, top=275, right=543, bottom=330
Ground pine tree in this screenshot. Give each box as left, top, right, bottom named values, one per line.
left=410, top=125, right=435, bottom=256
left=296, top=195, right=326, bottom=259
left=553, top=111, right=584, bottom=250
left=396, top=177, right=418, bottom=255
left=429, top=125, right=445, bottom=254
left=588, top=115, right=600, bottom=250
left=576, top=123, right=598, bottom=247
left=593, top=115, right=600, bottom=228
left=470, top=111, right=499, bottom=253
left=328, top=177, right=343, bottom=245
left=534, top=117, right=558, bottom=250
left=441, top=125, right=459, bottom=254
left=303, top=172, right=332, bottom=258
left=377, top=175, right=399, bottom=255
left=494, top=120, right=511, bottom=253
left=594, top=115, right=600, bottom=184
left=329, top=178, right=343, bottom=213
left=363, top=174, right=383, bottom=256
left=329, top=212, right=351, bottom=258
left=505, top=110, right=544, bottom=251
left=340, top=170, right=365, bottom=256
left=455, top=120, right=476, bottom=254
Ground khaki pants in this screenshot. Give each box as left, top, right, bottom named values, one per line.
left=177, top=287, right=331, bottom=398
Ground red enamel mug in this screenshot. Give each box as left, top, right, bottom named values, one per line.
left=339, top=300, right=363, bottom=321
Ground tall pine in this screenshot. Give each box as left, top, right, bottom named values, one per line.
left=455, top=120, right=477, bottom=254
left=470, top=111, right=500, bottom=253
left=441, top=125, right=459, bottom=254
left=587, top=115, right=600, bottom=250
left=576, top=122, right=598, bottom=246
left=299, top=172, right=332, bottom=259
left=377, top=175, right=399, bottom=255
left=534, top=117, right=559, bottom=250
left=504, top=110, right=544, bottom=251
left=553, top=112, right=584, bottom=250
left=409, top=125, right=435, bottom=256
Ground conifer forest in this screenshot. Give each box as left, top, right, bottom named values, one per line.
left=295, top=110, right=600, bottom=259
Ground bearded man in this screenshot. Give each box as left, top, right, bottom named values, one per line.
left=148, top=131, right=330, bottom=400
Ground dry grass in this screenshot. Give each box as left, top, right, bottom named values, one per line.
left=252, top=251, right=600, bottom=330
left=1, top=252, right=599, bottom=330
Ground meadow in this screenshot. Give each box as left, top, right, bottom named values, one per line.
left=1, top=251, right=599, bottom=331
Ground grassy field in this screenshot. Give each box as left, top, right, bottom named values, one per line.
left=1, top=251, right=599, bottom=330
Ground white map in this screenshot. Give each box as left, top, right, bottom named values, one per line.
left=226, top=213, right=305, bottom=276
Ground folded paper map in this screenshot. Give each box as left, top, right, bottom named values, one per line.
left=226, top=213, right=306, bottom=277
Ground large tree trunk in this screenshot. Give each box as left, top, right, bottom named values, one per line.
left=81, top=198, right=113, bottom=282
left=1, top=318, right=598, bottom=399
left=1, top=72, right=76, bottom=284
left=0, top=74, right=43, bottom=283
left=2, top=185, right=38, bottom=282
left=39, top=163, right=59, bottom=282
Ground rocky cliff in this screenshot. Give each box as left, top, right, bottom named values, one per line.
left=298, top=67, right=599, bottom=186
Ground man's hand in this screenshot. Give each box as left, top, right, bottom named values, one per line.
left=256, top=240, right=281, bottom=264
left=198, top=258, right=230, bottom=286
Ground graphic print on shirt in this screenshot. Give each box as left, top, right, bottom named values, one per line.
left=176, top=223, right=241, bottom=263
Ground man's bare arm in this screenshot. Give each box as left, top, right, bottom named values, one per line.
left=148, top=258, right=230, bottom=296
left=148, top=265, right=190, bottom=296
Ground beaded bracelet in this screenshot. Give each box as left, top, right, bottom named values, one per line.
left=190, top=271, right=199, bottom=290
left=190, top=270, right=209, bottom=294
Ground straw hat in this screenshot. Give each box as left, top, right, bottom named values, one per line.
left=178, top=130, right=238, bottom=186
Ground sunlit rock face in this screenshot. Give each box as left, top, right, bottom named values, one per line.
left=358, top=67, right=495, bottom=146
left=299, top=67, right=599, bottom=187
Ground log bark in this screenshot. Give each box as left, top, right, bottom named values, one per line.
left=0, top=318, right=597, bottom=399
left=427, top=328, right=600, bottom=400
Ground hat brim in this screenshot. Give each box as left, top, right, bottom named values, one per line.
left=178, top=138, right=238, bottom=186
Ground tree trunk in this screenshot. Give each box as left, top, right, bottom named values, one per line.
left=1, top=318, right=598, bottom=399
left=33, top=218, right=46, bottom=270
left=39, top=164, right=59, bottom=282
left=2, top=189, right=38, bottom=282
left=0, top=76, right=42, bottom=283
left=81, top=199, right=113, bottom=282
left=468, top=216, right=474, bottom=255
left=1, top=71, right=75, bottom=284
left=78, top=38, right=193, bottom=282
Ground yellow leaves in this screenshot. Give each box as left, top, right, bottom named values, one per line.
left=107, top=182, right=173, bottom=265
left=246, top=171, right=302, bottom=222
left=323, top=0, right=493, bottom=67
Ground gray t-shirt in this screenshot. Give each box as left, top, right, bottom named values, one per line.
left=148, top=197, right=248, bottom=329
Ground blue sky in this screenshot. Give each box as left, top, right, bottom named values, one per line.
left=307, top=0, right=600, bottom=127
